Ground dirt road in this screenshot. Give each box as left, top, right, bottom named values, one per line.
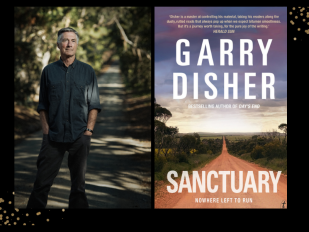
left=155, top=137, right=287, bottom=208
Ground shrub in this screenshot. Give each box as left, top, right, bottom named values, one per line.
left=237, top=149, right=246, bottom=156
left=166, top=154, right=179, bottom=163
left=176, top=152, right=189, bottom=163
left=251, top=145, right=264, bottom=159
left=207, top=150, right=213, bottom=155
left=155, top=155, right=166, bottom=172
left=263, top=140, right=287, bottom=160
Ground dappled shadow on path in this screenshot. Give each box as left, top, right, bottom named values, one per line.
left=14, top=134, right=151, bottom=208
left=14, top=60, right=151, bottom=208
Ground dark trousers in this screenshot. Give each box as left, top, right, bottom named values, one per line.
left=26, top=134, right=91, bottom=208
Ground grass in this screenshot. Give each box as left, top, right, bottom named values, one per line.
left=225, top=135, right=286, bottom=142
left=200, top=136, right=223, bottom=140
left=231, top=152, right=287, bottom=175
left=154, top=152, right=221, bottom=187
left=225, top=135, right=257, bottom=141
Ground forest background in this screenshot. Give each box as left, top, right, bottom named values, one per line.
left=14, top=7, right=151, bottom=141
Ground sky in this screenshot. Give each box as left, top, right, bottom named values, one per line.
left=155, top=7, right=287, bottom=133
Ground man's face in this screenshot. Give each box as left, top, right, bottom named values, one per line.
left=57, top=32, right=78, bottom=58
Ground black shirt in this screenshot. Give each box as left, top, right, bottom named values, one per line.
left=37, top=58, right=102, bottom=142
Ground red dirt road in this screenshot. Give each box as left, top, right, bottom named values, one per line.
left=155, top=137, right=287, bottom=208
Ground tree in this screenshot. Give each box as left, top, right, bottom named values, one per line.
left=179, top=135, right=197, bottom=155
left=278, top=123, right=287, bottom=142
left=155, top=106, right=172, bottom=123
left=15, top=7, right=151, bottom=105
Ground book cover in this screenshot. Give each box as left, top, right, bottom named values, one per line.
left=154, top=6, right=287, bottom=208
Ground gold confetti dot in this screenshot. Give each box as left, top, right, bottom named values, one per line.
left=294, top=37, right=296, bottom=40
left=303, top=19, right=306, bottom=21
left=298, top=28, right=300, bottom=31
left=32, top=224, right=35, bottom=226
left=295, top=16, right=298, bottom=19
left=3, top=210, right=6, bottom=213
left=0, top=198, right=4, bottom=203
left=23, top=223, right=26, bottom=226
left=47, top=219, right=49, bottom=222
left=26, top=213, right=29, bottom=216
left=36, top=212, right=41, bottom=216
left=12, top=192, right=14, bottom=195
left=293, top=7, right=295, bottom=10
left=62, top=209, right=65, bottom=212
left=11, top=213, right=14, bottom=216
left=301, top=13, right=303, bottom=16
left=290, top=12, right=292, bottom=15
left=6, top=216, right=9, bottom=219
left=17, top=217, right=20, bottom=220
left=14, top=222, right=16, bottom=225
left=9, top=201, right=11, bottom=204
left=15, top=208, right=19, bottom=212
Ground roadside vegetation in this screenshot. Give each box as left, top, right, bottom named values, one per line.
left=226, top=124, right=287, bottom=175
left=154, top=100, right=222, bottom=188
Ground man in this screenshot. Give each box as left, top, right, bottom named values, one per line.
left=26, top=27, right=101, bottom=208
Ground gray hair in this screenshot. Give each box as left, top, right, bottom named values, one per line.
left=57, top=27, right=79, bottom=45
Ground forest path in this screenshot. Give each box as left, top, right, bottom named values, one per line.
left=14, top=61, right=151, bottom=208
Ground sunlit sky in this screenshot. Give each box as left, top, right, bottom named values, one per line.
left=155, top=7, right=287, bottom=133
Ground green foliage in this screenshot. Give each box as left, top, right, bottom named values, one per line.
left=207, top=150, right=213, bottom=155
left=155, top=153, right=221, bottom=181
left=154, top=154, right=166, bottom=172
left=251, top=145, right=264, bottom=159
left=166, top=154, right=179, bottom=163
left=237, top=149, right=246, bottom=156
left=226, top=126, right=287, bottom=175
left=14, top=7, right=151, bottom=105
left=176, top=152, right=189, bottom=163
left=262, top=140, right=287, bottom=160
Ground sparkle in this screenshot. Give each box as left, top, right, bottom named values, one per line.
left=294, top=37, right=297, bottom=40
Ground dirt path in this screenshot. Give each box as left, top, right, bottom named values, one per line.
left=14, top=61, right=151, bottom=208
left=155, top=137, right=287, bottom=208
